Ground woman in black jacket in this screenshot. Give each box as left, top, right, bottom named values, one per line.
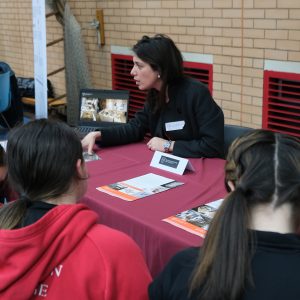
left=82, top=34, right=224, bottom=158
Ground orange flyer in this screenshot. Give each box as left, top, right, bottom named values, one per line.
left=97, top=173, right=184, bottom=202
left=163, top=198, right=223, bottom=237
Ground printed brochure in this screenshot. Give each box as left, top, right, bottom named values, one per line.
left=163, top=198, right=224, bottom=237
left=97, top=173, right=184, bottom=202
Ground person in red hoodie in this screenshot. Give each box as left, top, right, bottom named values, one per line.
left=0, top=118, right=151, bottom=300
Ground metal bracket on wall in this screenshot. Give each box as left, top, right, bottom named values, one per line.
left=85, top=10, right=105, bottom=47
left=96, top=9, right=105, bottom=47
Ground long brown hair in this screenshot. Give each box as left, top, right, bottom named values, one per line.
left=0, top=119, right=83, bottom=229
left=190, top=129, right=300, bottom=300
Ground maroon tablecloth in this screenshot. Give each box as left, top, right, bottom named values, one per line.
left=81, top=141, right=227, bottom=277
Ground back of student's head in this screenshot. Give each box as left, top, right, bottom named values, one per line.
left=225, top=129, right=300, bottom=216
left=0, top=119, right=83, bottom=229
left=190, top=129, right=300, bottom=300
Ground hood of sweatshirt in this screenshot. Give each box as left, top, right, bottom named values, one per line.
left=0, top=204, right=98, bottom=299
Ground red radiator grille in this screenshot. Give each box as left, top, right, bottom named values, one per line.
left=112, top=54, right=213, bottom=120
left=263, top=70, right=300, bottom=137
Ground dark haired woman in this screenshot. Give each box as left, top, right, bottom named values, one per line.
left=0, top=119, right=151, bottom=299
left=82, top=34, right=224, bottom=158
left=149, top=129, right=300, bottom=300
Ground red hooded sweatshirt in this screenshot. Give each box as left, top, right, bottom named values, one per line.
left=0, top=204, right=151, bottom=299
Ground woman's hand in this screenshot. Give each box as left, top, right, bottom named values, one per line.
left=81, top=131, right=101, bottom=154
left=147, top=137, right=174, bottom=153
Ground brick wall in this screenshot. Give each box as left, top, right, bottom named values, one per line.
left=0, top=0, right=65, bottom=99
left=1, top=0, right=300, bottom=128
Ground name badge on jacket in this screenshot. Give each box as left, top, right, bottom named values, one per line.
left=165, top=121, right=185, bottom=131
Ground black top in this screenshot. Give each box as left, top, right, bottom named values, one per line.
left=18, top=200, right=56, bottom=228
left=149, top=230, right=300, bottom=300
left=100, top=77, right=224, bottom=158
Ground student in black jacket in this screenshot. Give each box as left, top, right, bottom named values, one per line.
left=82, top=34, right=224, bottom=158
left=149, top=129, right=300, bottom=300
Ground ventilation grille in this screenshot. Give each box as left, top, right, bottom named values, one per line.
left=112, top=54, right=213, bottom=120
left=183, top=61, right=213, bottom=93
left=263, top=70, right=300, bottom=137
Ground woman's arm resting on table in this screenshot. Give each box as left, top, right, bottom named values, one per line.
left=81, top=131, right=101, bottom=154
left=147, top=137, right=174, bottom=153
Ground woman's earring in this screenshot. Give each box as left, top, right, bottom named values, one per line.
left=157, top=74, right=161, bottom=78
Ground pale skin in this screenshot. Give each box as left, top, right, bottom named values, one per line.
left=81, top=55, right=175, bottom=154
left=227, top=180, right=294, bottom=234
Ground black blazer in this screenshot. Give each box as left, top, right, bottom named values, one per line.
left=100, top=77, right=224, bottom=158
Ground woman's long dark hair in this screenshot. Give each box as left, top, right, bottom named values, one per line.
left=0, top=119, right=83, bottom=229
left=132, top=34, right=184, bottom=112
left=190, top=129, right=300, bottom=300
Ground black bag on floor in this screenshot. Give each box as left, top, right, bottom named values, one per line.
left=17, top=77, right=54, bottom=98
left=0, top=62, right=24, bottom=128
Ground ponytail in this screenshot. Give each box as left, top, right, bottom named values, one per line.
left=190, top=187, right=253, bottom=300
left=189, top=129, right=300, bottom=299
left=0, top=196, right=28, bottom=229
